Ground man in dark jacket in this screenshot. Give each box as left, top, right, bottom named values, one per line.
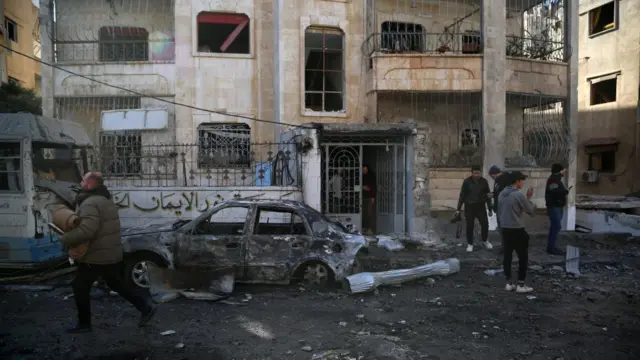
left=61, top=172, right=156, bottom=333
left=488, top=166, right=511, bottom=216
left=545, top=163, right=569, bottom=255
left=455, top=166, right=493, bottom=252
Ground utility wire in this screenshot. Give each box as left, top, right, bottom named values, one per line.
left=0, top=43, right=312, bottom=129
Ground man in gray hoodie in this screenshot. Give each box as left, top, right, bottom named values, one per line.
left=498, top=171, right=535, bottom=293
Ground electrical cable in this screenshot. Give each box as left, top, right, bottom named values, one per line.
left=0, top=43, right=313, bottom=130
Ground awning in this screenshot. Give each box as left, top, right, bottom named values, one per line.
left=583, top=137, right=619, bottom=153
left=588, top=72, right=620, bottom=84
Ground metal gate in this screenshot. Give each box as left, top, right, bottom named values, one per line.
left=321, top=137, right=406, bottom=234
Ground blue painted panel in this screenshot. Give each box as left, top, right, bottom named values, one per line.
left=256, top=162, right=272, bottom=186
left=0, top=234, right=65, bottom=263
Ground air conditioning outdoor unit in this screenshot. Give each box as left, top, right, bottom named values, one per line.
left=581, top=171, right=599, bottom=184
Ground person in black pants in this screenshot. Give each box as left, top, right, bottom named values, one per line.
left=455, top=166, right=493, bottom=252
left=497, top=171, right=535, bottom=293
left=545, top=163, right=569, bottom=255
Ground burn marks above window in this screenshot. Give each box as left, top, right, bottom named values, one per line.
left=197, top=12, right=250, bottom=54
left=304, top=27, right=345, bottom=113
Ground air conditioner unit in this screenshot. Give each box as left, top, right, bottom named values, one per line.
left=581, top=170, right=599, bottom=184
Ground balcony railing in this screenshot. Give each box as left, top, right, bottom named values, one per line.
left=362, top=31, right=483, bottom=58
left=506, top=35, right=567, bottom=63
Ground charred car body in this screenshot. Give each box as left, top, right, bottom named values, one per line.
left=121, top=199, right=367, bottom=290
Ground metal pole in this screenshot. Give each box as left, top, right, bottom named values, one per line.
left=273, top=0, right=282, bottom=141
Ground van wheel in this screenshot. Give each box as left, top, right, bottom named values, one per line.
left=124, top=253, right=163, bottom=291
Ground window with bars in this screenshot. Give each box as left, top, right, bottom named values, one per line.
left=99, top=132, right=142, bottom=176
left=304, top=27, right=345, bottom=112
left=99, top=26, right=149, bottom=62
left=0, top=142, right=22, bottom=192
left=197, top=123, right=251, bottom=168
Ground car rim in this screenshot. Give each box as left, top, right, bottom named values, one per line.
left=132, top=261, right=151, bottom=288
left=303, top=263, right=329, bottom=285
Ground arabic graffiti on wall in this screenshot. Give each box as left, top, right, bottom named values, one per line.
left=112, top=190, right=244, bottom=216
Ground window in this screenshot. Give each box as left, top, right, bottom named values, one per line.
left=200, top=206, right=249, bottom=236
left=197, top=12, right=250, bottom=54
left=99, top=132, right=142, bottom=175
left=198, top=123, right=251, bottom=168
left=0, top=142, right=22, bottom=192
left=588, top=151, right=615, bottom=173
left=589, top=2, right=616, bottom=36
left=461, top=129, right=481, bottom=147
left=380, top=21, right=424, bottom=52
left=590, top=75, right=618, bottom=105
left=304, top=27, right=345, bottom=112
left=254, top=208, right=307, bottom=236
left=98, top=26, right=149, bottom=62
left=5, top=17, right=17, bottom=42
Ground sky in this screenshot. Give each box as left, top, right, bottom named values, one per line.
left=32, top=0, right=39, bottom=8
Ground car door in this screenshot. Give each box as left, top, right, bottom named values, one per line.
left=175, top=204, right=250, bottom=279
left=245, top=206, right=311, bottom=283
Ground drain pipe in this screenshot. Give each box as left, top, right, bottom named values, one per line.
left=273, top=0, right=282, bottom=141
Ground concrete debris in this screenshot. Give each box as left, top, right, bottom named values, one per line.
left=551, top=265, right=564, bottom=272
left=302, top=346, right=313, bottom=352
left=311, top=350, right=354, bottom=360
left=565, top=245, right=581, bottom=276
left=345, top=258, right=460, bottom=294
left=376, top=236, right=405, bottom=251
left=148, top=266, right=234, bottom=303
left=528, top=265, right=543, bottom=271
left=526, top=296, right=537, bottom=300
left=484, top=269, right=504, bottom=276
left=160, top=330, right=176, bottom=336
left=175, top=343, right=185, bottom=349
left=339, top=321, right=347, bottom=327
left=0, top=285, right=55, bottom=292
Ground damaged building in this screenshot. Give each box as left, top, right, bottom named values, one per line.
left=37, top=0, right=579, bottom=234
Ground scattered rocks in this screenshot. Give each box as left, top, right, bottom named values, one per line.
left=160, top=330, right=176, bottom=336
left=301, top=346, right=313, bottom=352
left=528, top=265, right=543, bottom=271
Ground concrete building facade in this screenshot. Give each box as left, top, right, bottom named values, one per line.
left=576, top=0, right=640, bottom=196
left=38, top=0, right=579, bottom=233
left=1, top=0, right=41, bottom=90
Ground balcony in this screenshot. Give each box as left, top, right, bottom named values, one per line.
left=363, top=32, right=483, bottom=92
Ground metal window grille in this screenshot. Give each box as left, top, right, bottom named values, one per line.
left=197, top=123, right=251, bottom=169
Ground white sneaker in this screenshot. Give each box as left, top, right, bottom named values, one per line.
left=516, top=285, right=534, bottom=293
left=466, top=244, right=473, bottom=252
left=484, top=241, right=493, bottom=250
left=505, top=284, right=516, bottom=292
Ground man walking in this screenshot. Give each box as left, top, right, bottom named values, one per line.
left=455, top=166, right=493, bottom=252
left=498, top=171, right=535, bottom=293
left=545, top=163, right=569, bottom=255
left=488, top=166, right=511, bottom=219
left=61, top=172, right=156, bottom=333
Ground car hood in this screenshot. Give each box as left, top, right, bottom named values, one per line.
left=120, top=220, right=178, bottom=237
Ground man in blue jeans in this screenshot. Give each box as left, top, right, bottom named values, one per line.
left=545, top=163, right=569, bottom=255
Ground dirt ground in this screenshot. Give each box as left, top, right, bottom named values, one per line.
left=2, top=234, right=640, bottom=360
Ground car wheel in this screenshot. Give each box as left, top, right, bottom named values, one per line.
left=124, top=253, right=162, bottom=291
left=302, top=262, right=334, bottom=286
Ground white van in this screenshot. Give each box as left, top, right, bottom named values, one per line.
left=0, top=113, right=93, bottom=269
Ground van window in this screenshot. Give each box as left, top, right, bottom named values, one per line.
left=32, top=145, right=82, bottom=183
left=0, top=142, right=22, bottom=192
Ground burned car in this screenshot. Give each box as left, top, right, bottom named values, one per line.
left=121, top=199, right=367, bottom=290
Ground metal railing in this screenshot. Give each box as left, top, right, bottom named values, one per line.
left=506, top=35, right=567, bottom=62
left=362, top=31, right=483, bottom=58
left=96, top=140, right=301, bottom=188
left=54, top=39, right=176, bottom=63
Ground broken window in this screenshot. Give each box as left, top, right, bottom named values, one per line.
left=201, top=206, right=249, bottom=236
left=590, top=74, right=618, bottom=105
left=380, top=21, right=424, bottom=52
left=99, top=26, right=149, bottom=62
left=0, top=142, right=22, bottom=192
left=304, top=27, right=345, bottom=112
left=588, top=151, right=615, bottom=173
left=461, top=129, right=481, bottom=147
left=589, top=2, right=616, bottom=36
left=5, top=17, right=17, bottom=42
left=197, top=12, right=250, bottom=54
left=198, top=123, right=251, bottom=168
left=99, top=132, right=142, bottom=175
left=254, top=208, right=307, bottom=236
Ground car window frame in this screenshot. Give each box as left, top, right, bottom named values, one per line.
left=251, top=206, right=311, bottom=237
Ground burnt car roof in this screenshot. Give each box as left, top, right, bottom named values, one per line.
left=219, top=199, right=307, bottom=208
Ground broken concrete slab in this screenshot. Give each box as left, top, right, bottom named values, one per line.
left=566, top=245, right=581, bottom=276
left=345, top=258, right=460, bottom=294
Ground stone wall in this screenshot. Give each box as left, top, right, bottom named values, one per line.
left=428, top=167, right=552, bottom=211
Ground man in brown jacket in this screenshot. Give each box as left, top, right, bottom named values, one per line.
left=61, top=172, right=156, bottom=333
